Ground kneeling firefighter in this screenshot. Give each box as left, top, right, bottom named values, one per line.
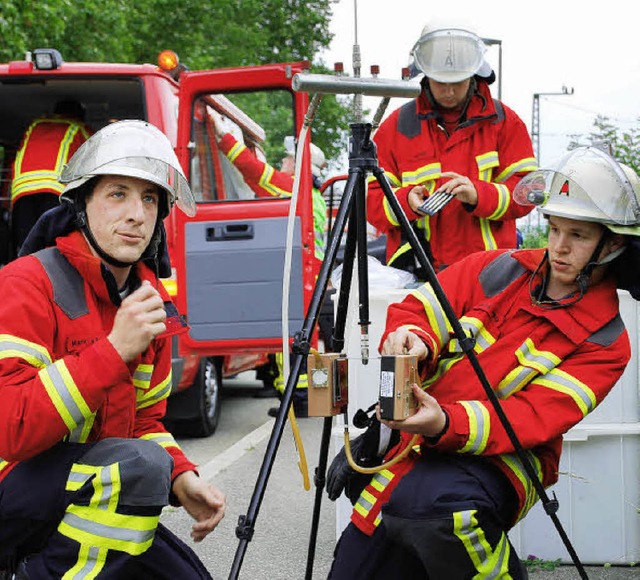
left=325, top=146, right=640, bottom=578
left=0, top=120, right=225, bottom=579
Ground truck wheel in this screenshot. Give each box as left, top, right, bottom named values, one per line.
left=165, top=357, right=222, bottom=438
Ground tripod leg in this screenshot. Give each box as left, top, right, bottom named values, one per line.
left=228, top=165, right=363, bottom=580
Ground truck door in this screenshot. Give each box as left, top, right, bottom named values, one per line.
left=173, top=63, right=317, bottom=356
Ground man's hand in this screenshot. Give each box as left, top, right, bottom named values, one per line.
left=108, top=281, right=166, bottom=363
left=380, top=384, right=447, bottom=438
left=172, top=471, right=226, bottom=542
left=439, top=171, right=478, bottom=206
left=407, top=185, right=428, bottom=214
left=381, top=328, right=429, bottom=361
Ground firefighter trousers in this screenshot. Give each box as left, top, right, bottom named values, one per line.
left=0, top=438, right=212, bottom=579
left=329, top=452, right=529, bottom=579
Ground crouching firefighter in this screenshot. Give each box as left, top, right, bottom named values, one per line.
left=325, top=146, right=640, bottom=579
left=0, top=120, right=225, bottom=579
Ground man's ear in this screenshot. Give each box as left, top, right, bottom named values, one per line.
left=609, top=233, right=627, bottom=254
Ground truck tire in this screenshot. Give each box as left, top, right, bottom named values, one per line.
left=164, top=357, right=222, bottom=438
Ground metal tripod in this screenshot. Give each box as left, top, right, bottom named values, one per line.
left=230, top=122, right=588, bottom=580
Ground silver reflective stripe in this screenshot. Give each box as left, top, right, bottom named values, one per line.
left=537, top=369, right=595, bottom=415
left=458, top=510, right=489, bottom=563
left=61, top=511, right=155, bottom=545
left=411, top=285, right=449, bottom=343
left=40, top=361, right=93, bottom=441
left=0, top=336, right=51, bottom=367
left=496, top=366, right=536, bottom=399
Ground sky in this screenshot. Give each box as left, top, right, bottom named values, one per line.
left=320, top=0, right=640, bottom=168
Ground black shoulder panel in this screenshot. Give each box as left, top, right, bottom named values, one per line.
left=479, top=252, right=526, bottom=297
left=34, top=247, right=89, bottom=320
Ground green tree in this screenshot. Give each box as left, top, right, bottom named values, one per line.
left=0, top=0, right=350, bottom=163
left=569, top=114, right=640, bottom=175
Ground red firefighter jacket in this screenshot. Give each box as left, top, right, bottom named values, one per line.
left=0, top=231, right=196, bottom=485
left=367, top=80, right=538, bottom=272
left=352, top=248, right=630, bottom=534
left=11, top=116, right=91, bottom=204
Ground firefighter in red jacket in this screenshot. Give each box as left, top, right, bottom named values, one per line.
left=0, top=121, right=225, bottom=579
left=10, top=100, right=92, bottom=257
left=368, top=20, right=538, bottom=276
left=327, top=147, right=640, bottom=578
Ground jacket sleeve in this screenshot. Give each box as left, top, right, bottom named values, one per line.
left=132, top=334, right=197, bottom=482
left=470, top=104, right=538, bottom=222
left=366, top=111, right=418, bottom=234
left=434, top=331, right=630, bottom=456
left=0, top=264, right=130, bottom=461
left=219, top=133, right=293, bottom=198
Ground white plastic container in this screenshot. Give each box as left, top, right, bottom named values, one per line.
left=509, top=423, right=640, bottom=565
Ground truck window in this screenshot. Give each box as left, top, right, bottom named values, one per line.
left=189, top=89, right=295, bottom=203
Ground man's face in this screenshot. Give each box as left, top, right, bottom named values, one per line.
left=84, top=175, right=160, bottom=264
left=427, top=78, right=472, bottom=110
left=547, top=215, right=620, bottom=292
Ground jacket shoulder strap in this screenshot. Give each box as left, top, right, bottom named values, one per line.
left=479, top=251, right=526, bottom=297
left=34, top=247, right=89, bottom=319
left=397, top=100, right=422, bottom=139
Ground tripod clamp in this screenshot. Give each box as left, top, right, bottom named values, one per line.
left=291, top=331, right=311, bottom=356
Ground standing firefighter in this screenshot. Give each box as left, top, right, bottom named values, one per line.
left=367, top=19, right=537, bottom=276
left=327, top=147, right=640, bottom=578
left=10, top=100, right=92, bottom=257
left=0, top=121, right=225, bottom=579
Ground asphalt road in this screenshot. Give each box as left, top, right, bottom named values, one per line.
left=161, top=372, right=640, bottom=580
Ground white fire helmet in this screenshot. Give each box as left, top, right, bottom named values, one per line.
left=284, top=136, right=327, bottom=178
left=411, top=18, right=493, bottom=83
left=59, top=120, right=196, bottom=217
left=514, top=146, right=640, bottom=236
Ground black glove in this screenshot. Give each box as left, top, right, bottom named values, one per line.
left=326, top=417, right=389, bottom=504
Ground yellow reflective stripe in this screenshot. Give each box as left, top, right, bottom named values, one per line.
left=409, top=284, right=450, bottom=347
left=448, top=317, right=495, bottom=355
left=494, top=157, right=538, bottom=183
left=499, top=451, right=542, bottom=519
left=0, top=459, right=8, bottom=472
left=535, top=369, right=596, bottom=417
left=40, top=360, right=94, bottom=442
left=453, top=509, right=511, bottom=579
left=226, top=141, right=246, bottom=163
left=0, top=334, right=52, bottom=367
left=259, top=165, right=291, bottom=198
left=515, top=339, right=561, bottom=373
left=423, top=352, right=465, bottom=387
left=354, top=488, right=376, bottom=519
left=58, top=505, right=158, bottom=555
left=65, top=464, right=99, bottom=492
left=133, top=363, right=153, bottom=389
left=369, top=469, right=392, bottom=493
left=388, top=242, right=411, bottom=266
left=55, top=125, right=80, bottom=172
left=63, top=544, right=108, bottom=580
left=140, top=431, right=181, bottom=451
left=401, top=162, right=441, bottom=186
left=487, top=184, right=510, bottom=220
left=496, top=366, right=536, bottom=399
left=459, top=401, right=490, bottom=454
left=476, top=151, right=499, bottom=171
left=479, top=218, right=497, bottom=250
left=382, top=195, right=400, bottom=226
left=136, top=371, right=172, bottom=410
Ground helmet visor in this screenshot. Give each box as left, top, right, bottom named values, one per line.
left=59, top=120, right=197, bottom=217
left=411, top=29, right=486, bottom=83
left=514, top=148, right=640, bottom=226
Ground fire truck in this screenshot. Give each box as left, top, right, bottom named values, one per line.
left=0, top=48, right=321, bottom=437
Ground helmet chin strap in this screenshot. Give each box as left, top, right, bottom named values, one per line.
left=574, top=232, right=626, bottom=293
